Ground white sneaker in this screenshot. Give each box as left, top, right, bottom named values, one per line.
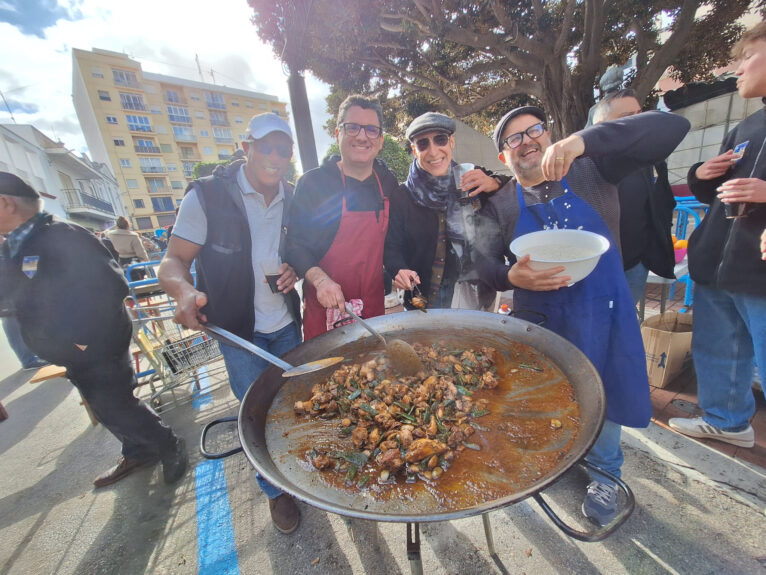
left=668, top=417, right=754, bottom=448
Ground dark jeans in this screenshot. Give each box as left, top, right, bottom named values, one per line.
left=67, top=353, right=178, bottom=460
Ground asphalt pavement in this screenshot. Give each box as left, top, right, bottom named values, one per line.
left=1, top=336, right=765, bottom=575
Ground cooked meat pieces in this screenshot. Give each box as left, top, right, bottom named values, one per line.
left=405, top=438, right=449, bottom=463
left=298, top=343, right=498, bottom=485
left=376, top=448, right=405, bottom=472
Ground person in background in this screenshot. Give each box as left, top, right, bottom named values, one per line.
left=0, top=172, right=187, bottom=487
left=669, top=22, right=766, bottom=449
left=108, top=216, right=149, bottom=266
left=593, top=89, right=677, bottom=304
left=761, top=228, right=766, bottom=259
left=107, top=216, right=148, bottom=281
left=285, top=95, right=398, bottom=339
left=384, top=112, right=508, bottom=310
left=158, top=113, right=302, bottom=534
left=476, top=105, right=689, bottom=526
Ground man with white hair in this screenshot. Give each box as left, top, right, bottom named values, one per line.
left=0, top=171, right=187, bottom=488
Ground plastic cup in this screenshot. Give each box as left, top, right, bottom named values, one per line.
left=260, top=259, right=282, bottom=293
left=724, top=202, right=749, bottom=219
left=452, top=163, right=475, bottom=205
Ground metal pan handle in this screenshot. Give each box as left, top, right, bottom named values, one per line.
left=199, top=416, right=243, bottom=459
left=532, top=461, right=635, bottom=542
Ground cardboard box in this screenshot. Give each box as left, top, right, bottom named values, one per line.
left=641, top=311, right=693, bottom=388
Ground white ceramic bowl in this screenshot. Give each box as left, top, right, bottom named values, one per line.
left=509, top=229, right=610, bottom=285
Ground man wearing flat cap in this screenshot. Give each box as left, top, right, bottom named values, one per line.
left=285, top=95, right=398, bottom=339
left=475, top=106, right=690, bottom=526
left=0, top=171, right=187, bottom=488
left=159, top=113, right=303, bottom=534
left=384, top=112, right=508, bottom=310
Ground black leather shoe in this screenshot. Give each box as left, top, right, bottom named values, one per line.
left=93, top=456, right=158, bottom=488
left=269, top=494, right=300, bottom=534
left=161, top=437, right=188, bottom=483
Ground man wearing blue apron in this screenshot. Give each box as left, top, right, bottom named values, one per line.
left=476, top=106, right=690, bottom=525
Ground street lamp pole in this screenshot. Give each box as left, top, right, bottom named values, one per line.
left=287, top=67, right=318, bottom=172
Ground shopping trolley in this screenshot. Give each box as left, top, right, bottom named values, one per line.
left=127, top=299, right=229, bottom=411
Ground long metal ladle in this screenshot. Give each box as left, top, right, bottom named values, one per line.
left=342, top=305, right=423, bottom=376
left=204, top=324, right=344, bottom=378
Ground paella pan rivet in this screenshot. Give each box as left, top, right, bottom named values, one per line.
left=526, top=326, right=532, bottom=332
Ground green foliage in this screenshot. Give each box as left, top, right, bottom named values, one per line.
left=323, top=134, right=411, bottom=181
left=249, top=0, right=757, bottom=137
left=192, top=161, right=224, bottom=179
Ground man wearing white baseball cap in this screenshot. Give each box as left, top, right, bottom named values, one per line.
left=159, top=113, right=302, bottom=534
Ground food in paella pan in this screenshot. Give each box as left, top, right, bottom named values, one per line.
left=294, top=342, right=577, bottom=491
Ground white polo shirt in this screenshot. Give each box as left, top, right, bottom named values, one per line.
left=172, top=166, right=292, bottom=334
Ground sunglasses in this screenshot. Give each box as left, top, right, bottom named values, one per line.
left=501, top=123, right=546, bottom=150
left=340, top=122, right=382, bottom=139
left=247, top=140, right=293, bottom=159
left=413, top=133, right=450, bottom=152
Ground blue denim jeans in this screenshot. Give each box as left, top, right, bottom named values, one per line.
left=584, top=418, right=623, bottom=483
left=624, top=261, right=649, bottom=307
left=692, top=284, right=766, bottom=432
left=219, top=321, right=301, bottom=499
left=2, top=316, right=41, bottom=368
left=219, top=322, right=302, bottom=401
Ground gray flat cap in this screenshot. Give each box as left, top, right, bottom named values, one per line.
left=405, top=112, right=456, bottom=141
left=493, top=106, right=547, bottom=151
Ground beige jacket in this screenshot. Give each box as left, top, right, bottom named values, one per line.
left=107, top=229, right=149, bottom=261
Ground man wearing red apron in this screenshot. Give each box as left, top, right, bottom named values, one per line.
left=286, top=95, right=398, bottom=340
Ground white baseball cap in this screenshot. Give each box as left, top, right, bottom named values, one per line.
left=245, top=113, right=293, bottom=141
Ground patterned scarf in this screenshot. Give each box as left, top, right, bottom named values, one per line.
left=404, top=160, right=465, bottom=242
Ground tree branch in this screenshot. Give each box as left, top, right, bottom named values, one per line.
left=554, top=0, right=578, bottom=56
left=632, top=0, right=701, bottom=99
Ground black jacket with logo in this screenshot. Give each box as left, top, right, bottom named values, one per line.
left=0, top=214, right=131, bottom=368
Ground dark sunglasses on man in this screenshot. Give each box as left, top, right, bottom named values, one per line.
left=247, top=139, right=293, bottom=159
left=414, top=133, right=451, bottom=152
left=340, top=122, right=382, bottom=139
left=501, top=122, right=546, bottom=150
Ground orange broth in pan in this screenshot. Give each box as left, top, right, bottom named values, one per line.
left=272, top=340, right=580, bottom=509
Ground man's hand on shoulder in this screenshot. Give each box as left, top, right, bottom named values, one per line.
left=507, top=254, right=571, bottom=291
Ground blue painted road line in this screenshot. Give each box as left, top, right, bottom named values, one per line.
left=195, top=459, right=240, bottom=575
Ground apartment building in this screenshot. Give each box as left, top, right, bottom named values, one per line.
left=0, top=123, right=126, bottom=230
left=72, top=47, right=287, bottom=232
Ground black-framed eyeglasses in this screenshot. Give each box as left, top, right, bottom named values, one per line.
left=340, top=122, right=382, bottom=139
left=501, top=122, right=546, bottom=150
left=247, top=140, right=293, bottom=159
left=414, top=133, right=450, bottom=152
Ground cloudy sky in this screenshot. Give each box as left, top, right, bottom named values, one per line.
left=0, top=0, right=334, bottom=170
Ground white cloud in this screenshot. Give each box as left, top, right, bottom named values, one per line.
left=0, top=0, right=333, bottom=172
